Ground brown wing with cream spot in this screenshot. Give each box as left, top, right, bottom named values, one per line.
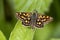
left=35, top=18, right=44, bottom=28
left=37, top=14, right=53, bottom=23
left=35, top=14, right=53, bottom=28
left=16, top=12, right=32, bottom=26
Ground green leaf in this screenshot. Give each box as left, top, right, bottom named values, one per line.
left=9, top=20, right=35, bottom=40
left=0, top=30, right=6, bottom=40
left=14, top=0, right=53, bottom=13
left=33, top=24, right=53, bottom=40
left=52, top=23, right=60, bottom=38
left=50, top=38, right=60, bottom=40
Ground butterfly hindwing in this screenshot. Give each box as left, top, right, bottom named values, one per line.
left=16, top=12, right=32, bottom=26
left=22, top=17, right=31, bottom=26
left=35, top=18, right=44, bottom=28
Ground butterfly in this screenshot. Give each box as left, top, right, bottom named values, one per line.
left=16, top=10, right=53, bottom=28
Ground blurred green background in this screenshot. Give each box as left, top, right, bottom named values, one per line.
left=0, top=0, right=60, bottom=40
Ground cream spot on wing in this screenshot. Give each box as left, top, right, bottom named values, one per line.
left=37, top=19, right=40, bottom=21
left=46, top=16, right=49, bottom=18
left=21, top=16, right=26, bottom=19
left=16, top=13, right=18, bottom=16
left=38, top=22, right=41, bottom=24
left=20, top=12, right=21, bottom=14
left=25, top=20, right=28, bottom=23
left=42, top=16, right=45, bottom=18
left=26, top=13, right=29, bottom=15
left=23, top=13, right=25, bottom=16
left=28, top=18, right=30, bottom=20
left=37, top=22, right=41, bottom=25
left=42, top=19, right=46, bottom=22
left=49, top=17, right=53, bottom=21
left=21, top=16, right=24, bottom=18
left=38, top=15, right=42, bottom=18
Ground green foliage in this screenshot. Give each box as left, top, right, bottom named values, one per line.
left=0, top=30, right=6, bottom=40
left=9, top=20, right=35, bottom=40
left=0, top=0, right=60, bottom=40
left=50, top=38, right=60, bottom=40
left=14, top=0, right=52, bottom=13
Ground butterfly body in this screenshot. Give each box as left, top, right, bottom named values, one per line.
left=16, top=10, right=53, bottom=28
left=30, top=12, right=38, bottom=28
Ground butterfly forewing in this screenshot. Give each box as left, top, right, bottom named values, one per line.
left=37, top=14, right=53, bottom=23
left=35, top=14, right=53, bottom=28
left=16, top=12, right=32, bottom=26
